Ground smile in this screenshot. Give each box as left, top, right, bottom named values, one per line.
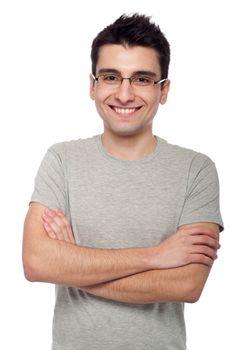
left=110, top=106, right=142, bottom=115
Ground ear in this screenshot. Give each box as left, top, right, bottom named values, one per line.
left=89, top=74, right=95, bottom=100
left=160, top=79, right=171, bottom=105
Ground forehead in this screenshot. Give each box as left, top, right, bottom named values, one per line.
left=96, top=44, right=161, bottom=75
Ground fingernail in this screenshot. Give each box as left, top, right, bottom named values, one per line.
left=46, top=209, right=53, bottom=217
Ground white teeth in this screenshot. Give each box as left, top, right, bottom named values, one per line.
left=113, top=107, right=138, bottom=115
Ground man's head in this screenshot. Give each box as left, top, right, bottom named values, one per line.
left=91, top=13, right=170, bottom=80
left=89, top=14, right=171, bottom=138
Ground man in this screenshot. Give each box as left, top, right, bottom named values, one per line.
left=23, top=14, right=223, bottom=350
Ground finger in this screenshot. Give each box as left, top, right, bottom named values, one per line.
left=45, top=212, right=67, bottom=241
left=42, top=209, right=58, bottom=225
left=54, top=209, right=75, bottom=244
left=43, top=209, right=68, bottom=241
left=188, top=227, right=219, bottom=240
left=188, top=253, right=214, bottom=267
left=44, top=209, right=75, bottom=243
left=191, top=235, right=220, bottom=249
left=52, top=209, right=70, bottom=241
left=54, top=217, right=71, bottom=242
left=42, top=211, right=51, bottom=223
left=44, top=208, right=56, bottom=218
left=47, top=219, right=65, bottom=240
left=62, top=216, right=75, bottom=244
left=192, top=245, right=217, bottom=260
left=52, top=212, right=75, bottom=243
left=54, top=208, right=65, bottom=218
left=43, top=222, right=57, bottom=240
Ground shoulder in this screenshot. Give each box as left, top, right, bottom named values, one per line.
left=158, top=136, right=215, bottom=171
left=47, top=135, right=99, bottom=161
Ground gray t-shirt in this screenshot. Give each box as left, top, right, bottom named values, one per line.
left=31, top=135, right=223, bottom=350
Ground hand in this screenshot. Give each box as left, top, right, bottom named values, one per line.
left=151, top=224, right=220, bottom=269
left=42, top=208, right=75, bottom=244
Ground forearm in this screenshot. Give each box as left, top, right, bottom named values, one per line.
left=82, top=264, right=211, bottom=304
left=26, top=206, right=218, bottom=293
left=26, top=238, right=155, bottom=287
left=23, top=204, right=155, bottom=287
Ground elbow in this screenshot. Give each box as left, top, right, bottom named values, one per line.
left=23, top=254, right=40, bottom=282
left=23, top=265, right=36, bottom=283
left=179, top=264, right=210, bottom=303
left=22, top=237, right=52, bottom=283
left=23, top=242, right=58, bottom=284
left=183, top=283, right=204, bottom=304
left=22, top=248, right=46, bottom=283
left=184, top=292, right=201, bottom=304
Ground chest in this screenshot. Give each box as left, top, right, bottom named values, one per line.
left=67, top=162, right=187, bottom=248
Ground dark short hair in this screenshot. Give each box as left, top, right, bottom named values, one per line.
left=91, top=13, right=170, bottom=79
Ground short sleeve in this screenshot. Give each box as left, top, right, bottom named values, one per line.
left=178, top=154, right=224, bottom=231
left=30, top=145, right=67, bottom=213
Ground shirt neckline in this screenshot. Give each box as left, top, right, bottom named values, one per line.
left=95, top=134, right=163, bottom=165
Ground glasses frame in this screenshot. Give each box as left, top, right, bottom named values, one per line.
left=92, top=74, right=167, bottom=87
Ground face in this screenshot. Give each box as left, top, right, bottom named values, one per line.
left=90, top=44, right=170, bottom=138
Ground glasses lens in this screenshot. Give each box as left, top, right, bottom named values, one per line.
left=99, top=74, right=121, bottom=85
left=96, top=74, right=157, bottom=88
left=132, top=75, right=154, bottom=86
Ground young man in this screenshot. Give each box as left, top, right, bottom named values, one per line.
left=23, top=14, right=223, bottom=350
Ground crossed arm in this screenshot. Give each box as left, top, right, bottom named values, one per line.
left=23, top=202, right=220, bottom=304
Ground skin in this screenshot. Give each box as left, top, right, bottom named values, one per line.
left=23, top=43, right=220, bottom=304
left=41, top=208, right=220, bottom=303
left=23, top=202, right=219, bottom=294
left=42, top=208, right=219, bottom=270
left=89, top=44, right=170, bottom=160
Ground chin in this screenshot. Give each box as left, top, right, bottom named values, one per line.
left=108, top=125, right=146, bottom=137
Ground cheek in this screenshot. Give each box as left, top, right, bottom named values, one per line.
left=145, top=94, right=160, bottom=110
left=93, top=92, right=110, bottom=118
left=93, top=88, right=108, bottom=105
left=143, top=95, right=161, bottom=119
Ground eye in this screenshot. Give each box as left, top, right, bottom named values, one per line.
left=132, top=76, right=153, bottom=85
left=102, top=74, right=120, bottom=83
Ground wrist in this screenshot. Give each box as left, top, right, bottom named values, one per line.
left=144, top=245, right=160, bottom=270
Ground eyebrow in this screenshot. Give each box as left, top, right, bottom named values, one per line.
left=97, top=68, right=158, bottom=78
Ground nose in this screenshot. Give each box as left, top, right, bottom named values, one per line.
left=114, top=79, right=135, bottom=104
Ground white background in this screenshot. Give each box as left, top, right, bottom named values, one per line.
left=0, top=0, right=231, bottom=349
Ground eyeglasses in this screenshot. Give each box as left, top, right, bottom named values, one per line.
left=93, top=73, right=167, bottom=88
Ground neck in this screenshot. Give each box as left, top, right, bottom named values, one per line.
left=101, top=130, right=157, bottom=161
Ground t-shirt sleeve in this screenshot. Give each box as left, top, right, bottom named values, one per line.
left=30, top=145, right=67, bottom=213
left=178, top=154, right=224, bottom=231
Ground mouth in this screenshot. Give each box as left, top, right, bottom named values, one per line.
left=109, top=105, right=143, bottom=116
